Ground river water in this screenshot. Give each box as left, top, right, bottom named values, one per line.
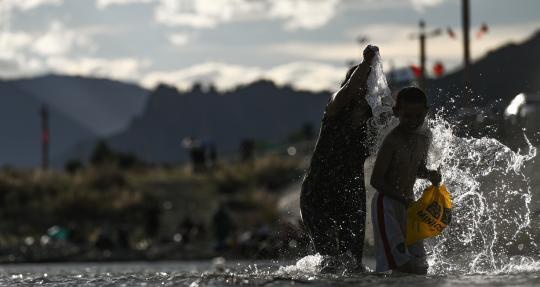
left=2, top=52, right=539, bottom=286
left=1, top=258, right=539, bottom=286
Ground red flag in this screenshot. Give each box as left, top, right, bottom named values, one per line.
left=42, top=130, right=49, bottom=144
left=476, top=22, right=489, bottom=39
left=447, top=27, right=456, bottom=39
left=410, top=65, right=422, bottom=78
left=433, top=62, right=445, bottom=77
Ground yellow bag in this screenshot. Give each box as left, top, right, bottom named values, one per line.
left=406, top=185, right=452, bottom=246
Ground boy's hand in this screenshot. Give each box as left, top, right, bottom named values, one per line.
left=405, top=198, right=414, bottom=208
left=428, top=169, right=442, bottom=186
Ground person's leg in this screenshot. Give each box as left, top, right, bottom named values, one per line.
left=401, top=240, right=428, bottom=274
left=394, top=201, right=427, bottom=275
left=372, top=193, right=411, bottom=272
left=396, top=257, right=428, bottom=275
left=350, top=187, right=367, bottom=267
left=302, top=210, right=342, bottom=273
left=337, top=196, right=366, bottom=271
left=300, top=185, right=338, bottom=257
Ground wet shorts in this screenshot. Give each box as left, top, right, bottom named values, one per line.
left=371, top=191, right=427, bottom=273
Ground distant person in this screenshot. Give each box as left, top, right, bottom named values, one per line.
left=300, top=45, right=378, bottom=273
left=179, top=216, right=195, bottom=244
left=145, top=203, right=161, bottom=239
left=206, top=140, right=218, bottom=168
left=212, top=201, right=233, bottom=251
left=240, top=139, right=255, bottom=162
left=188, top=138, right=207, bottom=172
left=370, top=87, right=442, bottom=274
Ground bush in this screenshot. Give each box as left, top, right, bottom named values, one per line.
left=253, top=157, right=303, bottom=191
left=65, top=159, right=83, bottom=174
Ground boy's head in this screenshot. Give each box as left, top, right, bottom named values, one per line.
left=393, top=86, right=428, bottom=131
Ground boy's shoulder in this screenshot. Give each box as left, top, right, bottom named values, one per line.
left=389, top=125, right=432, bottom=139
left=382, top=126, right=432, bottom=147
left=379, top=128, right=403, bottom=150
left=385, top=127, right=405, bottom=141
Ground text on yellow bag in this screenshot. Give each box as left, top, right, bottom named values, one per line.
left=406, top=185, right=452, bottom=246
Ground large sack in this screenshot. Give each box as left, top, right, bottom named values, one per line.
left=406, top=185, right=452, bottom=246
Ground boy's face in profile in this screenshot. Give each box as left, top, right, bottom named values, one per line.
left=394, top=102, right=428, bottom=131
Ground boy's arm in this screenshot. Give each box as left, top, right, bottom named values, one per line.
left=417, top=157, right=430, bottom=179
left=417, top=158, right=442, bottom=186
left=416, top=138, right=442, bottom=186
left=370, top=136, right=408, bottom=205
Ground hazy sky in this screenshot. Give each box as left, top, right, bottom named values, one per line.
left=1, top=0, right=539, bottom=92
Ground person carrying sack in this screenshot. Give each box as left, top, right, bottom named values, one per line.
left=370, top=87, right=442, bottom=275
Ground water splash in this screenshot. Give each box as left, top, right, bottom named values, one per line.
left=424, top=113, right=537, bottom=275
left=366, top=53, right=394, bottom=119
left=287, top=51, right=537, bottom=277
left=364, top=53, right=538, bottom=275
left=277, top=253, right=323, bottom=275
left=365, top=52, right=398, bottom=155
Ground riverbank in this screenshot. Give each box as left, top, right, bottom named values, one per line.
left=0, top=154, right=309, bottom=263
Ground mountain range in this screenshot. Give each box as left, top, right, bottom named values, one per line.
left=429, top=30, right=540, bottom=111
left=64, top=82, right=330, bottom=164
left=0, top=75, right=148, bottom=168
left=2, top=30, right=539, bottom=168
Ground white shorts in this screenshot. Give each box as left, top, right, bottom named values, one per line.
left=371, top=191, right=426, bottom=273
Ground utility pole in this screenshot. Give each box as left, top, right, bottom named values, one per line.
left=411, top=20, right=441, bottom=91
left=40, top=104, right=49, bottom=170
left=419, top=20, right=426, bottom=90
left=462, top=0, right=471, bottom=86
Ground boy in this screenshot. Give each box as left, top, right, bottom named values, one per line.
left=370, top=86, right=441, bottom=274
left=300, top=45, right=378, bottom=273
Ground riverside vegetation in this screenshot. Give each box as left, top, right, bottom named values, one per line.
left=0, top=141, right=311, bottom=263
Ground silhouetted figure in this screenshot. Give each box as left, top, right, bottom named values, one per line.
left=300, top=45, right=378, bottom=273
left=212, top=202, right=233, bottom=252
left=95, top=224, right=115, bottom=251
left=90, top=140, right=115, bottom=166
left=117, top=224, right=130, bottom=250
left=145, top=204, right=161, bottom=239
left=240, top=139, right=255, bottom=162
left=301, top=122, right=315, bottom=140
left=185, top=137, right=207, bottom=172
left=208, top=143, right=218, bottom=167
left=179, top=216, right=195, bottom=244
left=370, top=87, right=441, bottom=275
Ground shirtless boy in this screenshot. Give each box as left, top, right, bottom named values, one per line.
left=370, top=86, right=442, bottom=274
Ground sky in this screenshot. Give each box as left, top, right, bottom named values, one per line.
left=1, top=0, right=539, bottom=92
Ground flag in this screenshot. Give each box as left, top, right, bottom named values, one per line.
left=447, top=27, right=456, bottom=39
left=410, top=65, right=422, bottom=78
left=42, top=130, right=49, bottom=144
left=476, top=22, right=489, bottom=39
left=433, top=62, right=444, bottom=77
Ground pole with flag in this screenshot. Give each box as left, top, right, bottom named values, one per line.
left=462, top=0, right=471, bottom=86
left=40, top=104, right=49, bottom=170
left=409, top=20, right=441, bottom=90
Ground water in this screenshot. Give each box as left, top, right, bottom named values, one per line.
left=424, top=115, right=537, bottom=274
left=364, top=52, right=539, bottom=275
left=2, top=54, right=539, bottom=286
left=1, top=259, right=539, bottom=286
